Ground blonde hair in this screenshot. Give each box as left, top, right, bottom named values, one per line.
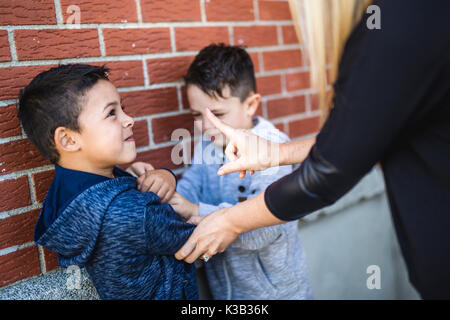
left=288, top=0, right=373, bottom=124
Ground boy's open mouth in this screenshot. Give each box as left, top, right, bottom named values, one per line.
left=125, top=135, right=134, bottom=142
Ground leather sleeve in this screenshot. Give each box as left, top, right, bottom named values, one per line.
left=264, top=0, right=444, bottom=221
left=264, top=145, right=363, bottom=221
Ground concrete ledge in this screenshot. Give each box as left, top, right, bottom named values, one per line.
left=0, top=267, right=99, bottom=300
left=0, top=167, right=386, bottom=300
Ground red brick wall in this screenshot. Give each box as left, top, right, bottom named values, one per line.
left=0, top=0, right=320, bottom=289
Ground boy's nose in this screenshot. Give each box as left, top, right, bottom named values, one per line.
left=122, top=112, right=134, bottom=128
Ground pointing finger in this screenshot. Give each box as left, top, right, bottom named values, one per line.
left=205, top=108, right=236, bottom=138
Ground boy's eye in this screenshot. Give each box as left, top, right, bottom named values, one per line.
left=214, top=114, right=224, bottom=118
left=107, top=109, right=116, bottom=117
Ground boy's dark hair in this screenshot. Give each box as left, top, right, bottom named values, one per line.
left=184, top=43, right=257, bottom=102
left=17, top=64, right=110, bottom=164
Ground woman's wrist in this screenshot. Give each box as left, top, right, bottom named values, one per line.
left=279, top=137, right=316, bottom=166
left=224, top=190, right=284, bottom=235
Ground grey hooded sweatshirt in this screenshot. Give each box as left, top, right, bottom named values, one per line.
left=177, top=116, right=313, bottom=300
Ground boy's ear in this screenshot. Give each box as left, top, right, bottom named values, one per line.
left=244, top=93, right=261, bottom=117
left=54, top=127, right=81, bottom=152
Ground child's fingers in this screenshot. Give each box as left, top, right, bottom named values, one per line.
left=143, top=162, right=155, bottom=172
left=140, top=176, right=156, bottom=192
left=157, top=188, right=168, bottom=202
left=131, top=161, right=152, bottom=177
left=149, top=179, right=163, bottom=195
left=160, top=186, right=174, bottom=203
left=162, top=188, right=175, bottom=203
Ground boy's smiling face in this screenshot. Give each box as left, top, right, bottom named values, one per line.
left=187, top=84, right=260, bottom=147
left=73, top=79, right=136, bottom=172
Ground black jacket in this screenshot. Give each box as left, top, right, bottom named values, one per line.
left=265, top=0, right=450, bottom=299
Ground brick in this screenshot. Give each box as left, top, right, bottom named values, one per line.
left=0, top=65, right=57, bottom=100
left=234, top=26, right=278, bottom=47
left=0, top=105, right=22, bottom=139
left=60, top=0, right=137, bottom=24
left=120, top=87, right=178, bottom=117
left=141, top=0, right=201, bottom=22
left=0, top=246, right=41, bottom=288
left=0, top=139, right=51, bottom=177
left=0, top=0, right=56, bottom=25
left=133, top=120, right=150, bottom=148
left=43, top=247, right=58, bottom=272
left=0, top=209, right=40, bottom=250
left=205, top=0, right=254, bottom=21
left=180, top=86, right=190, bottom=110
left=0, top=176, right=31, bottom=212
left=15, top=29, right=100, bottom=61
left=101, top=60, right=145, bottom=88
left=32, top=169, right=55, bottom=204
left=102, top=28, right=171, bottom=56
left=285, top=71, right=310, bottom=91
left=0, top=30, right=10, bottom=62
left=249, top=52, right=260, bottom=73
left=255, top=104, right=263, bottom=117
left=267, top=95, right=306, bottom=119
left=259, top=0, right=292, bottom=21
left=133, top=145, right=185, bottom=170
left=256, top=75, right=282, bottom=96
left=288, top=116, right=321, bottom=138
left=175, top=27, right=229, bottom=52
left=282, top=25, right=300, bottom=44
left=274, top=122, right=286, bottom=134
left=263, top=49, right=302, bottom=71
left=152, top=113, right=195, bottom=144
left=147, top=56, right=194, bottom=84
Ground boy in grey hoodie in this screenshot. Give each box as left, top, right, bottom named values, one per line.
left=158, top=44, right=312, bottom=299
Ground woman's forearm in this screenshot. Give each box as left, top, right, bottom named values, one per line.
left=224, top=137, right=318, bottom=234
left=279, top=136, right=316, bottom=166
left=225, top=189, right=285, bottom=235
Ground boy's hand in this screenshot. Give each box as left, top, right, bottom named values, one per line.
left=169, top=192, right=199, bottom=221
left=137, top=169, right=176, bottom=203
left=126, top=161, right=154, bottom=178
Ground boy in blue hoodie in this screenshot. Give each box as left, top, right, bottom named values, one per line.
left=17, top=64, right=198, bottom=300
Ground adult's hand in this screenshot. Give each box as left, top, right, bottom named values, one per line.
left=174, top=190, right=284, bottom=263
left=174, top=207, right=240, bottom=263
left=205, top=108, right=281, bottom=178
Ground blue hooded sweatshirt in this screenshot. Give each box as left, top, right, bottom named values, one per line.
left=34, top=164, right=198, bottom=300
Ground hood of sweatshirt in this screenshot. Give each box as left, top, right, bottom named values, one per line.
left=34, top=176, right=142, bottom=267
